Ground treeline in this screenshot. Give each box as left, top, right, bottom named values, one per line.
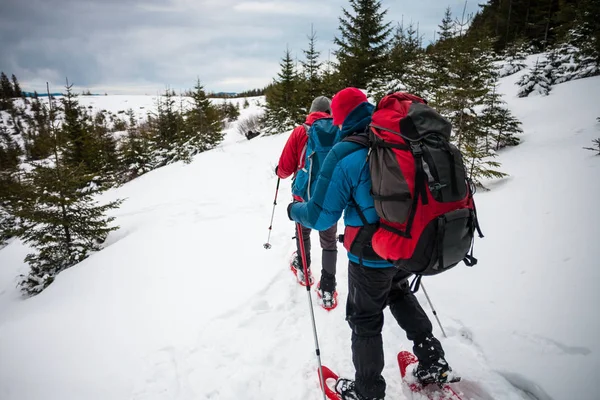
left=208, top=87, right=266, bottom=98
left=469, top=0, right=600, bottom=54
left=0, top=76, right=235, bottom=295
left=263, top=0, right=599, bottom=185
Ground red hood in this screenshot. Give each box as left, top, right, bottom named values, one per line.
left=305, top=111, right=331, bottom=125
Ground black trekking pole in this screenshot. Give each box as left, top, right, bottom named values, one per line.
left=297, top=223, right=327, bottom=400
left=421, top=282, right=447, bottom=338
left=263, top=177, right=281, bottom=250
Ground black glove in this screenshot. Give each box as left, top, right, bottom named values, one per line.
left=287, top=201, right=297, bottom=221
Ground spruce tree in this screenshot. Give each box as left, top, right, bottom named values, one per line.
left=11, top=74, right=22, bottom=97
left=60, top=82, right=101, bottom=173
left=300, top=26, right=323, bottom=107
left=480, top=85, right=522, bottom=150
left=334, top=0, right=392, bottom=88
left=438, top=7, right=456, bottom=41
left=17, top=89, right=122, bottom=295
left=18, top=163, right=122, bottom=295
left=517, top=58, right=551, bottom=97
left=183, top=79, right=224, bottom=159
left=0, top=72, right=14, bottom=110
left=119, top=109, right=155, bottom=182
left=149, top=88, right=185, bottom=166
left=437, top=29, right=508, bottom=186
left=24, top=96, right=55, bottom=161
left=0, top=124, right=23, bottom=246
left=263, top=47, right=302, bottom=134
left=321, top=54, right=343, bottom=98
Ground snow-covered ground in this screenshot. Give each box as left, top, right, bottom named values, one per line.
left=0, top=65, right=599, bottom=399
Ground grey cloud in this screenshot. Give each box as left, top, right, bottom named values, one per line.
left=0, top=0, right=479, bottom=94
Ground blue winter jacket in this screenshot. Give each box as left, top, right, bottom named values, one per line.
left=289, top=102, right=393, bottom=268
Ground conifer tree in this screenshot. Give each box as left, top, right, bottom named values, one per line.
left=17, top=86, right=122, bottom=295
left=149, top=88, right=185, bottom=165
left=321, top=53, right=343, bottom=98
left=0, top=124, right=22, bottom=246
left=24, top=96, right=55, bottom=161
left=183, top=79, right=224, bottom=159
left=60, top=82, right=100, bottom=173
left=119, top=109, right=154, bottom=182
left=18, top=163, right=122, bottom=295
left=263, top=47, right=302, bottom=134
left=334, top=0, right=392, bottom=88
left=480, top=85, right=522, bottom=150
left=300, top=26, right=323, bottom=106
left=517, top=58, right=551, bottom=97
left=11, top=74, right=22, bottom=98
left=0, top=72, right=14, bottom=110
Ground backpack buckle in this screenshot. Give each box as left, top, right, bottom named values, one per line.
left=410, top=143, right=423, bottom=156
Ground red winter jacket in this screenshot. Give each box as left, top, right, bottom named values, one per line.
left=276, top=111, right=331, bottom=180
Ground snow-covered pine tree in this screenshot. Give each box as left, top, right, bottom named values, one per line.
left=499, top=40, right=528, bottom=77
left=60, top=82, right=103, bottom=174
left=182, top=79, right=223, bottom=160
left=334, top=0, right=392, bottom=88
left=148, top=88, right=185, bottom=166
left=263, top=47, right=302, bottom=134
left=119, top=109, right=155, bottom=182
left=517, top=58, right=551, bottom=97
left=437, top=29, right=508, bottom=187
left=17, top=88, right=122, bottom=295
left=18, top=162, right=122, bottom=295
left=88, top=109, right=120, bottom=186
left=427, top=8, right=458, bottom=112
left=23, top=95, right=55, bottom=161
left=369, top=21, right=428, bottom=102
left=0, top=124, right=22, bottom=247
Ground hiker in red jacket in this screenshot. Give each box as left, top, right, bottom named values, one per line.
left=275, top=96, right=338, bottom=308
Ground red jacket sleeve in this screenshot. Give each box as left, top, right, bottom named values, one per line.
left=277, top=125, right=307, bottom=179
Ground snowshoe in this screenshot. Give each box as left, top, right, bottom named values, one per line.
left=290, top=252, right=314, bottom=287
left=398, top=351, right=462, bottom=400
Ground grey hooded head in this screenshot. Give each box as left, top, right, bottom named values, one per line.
left=309, top=96, right=332, bottom=114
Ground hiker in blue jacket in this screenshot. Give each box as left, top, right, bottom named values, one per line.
left=287, top=88, right=452, bottom=400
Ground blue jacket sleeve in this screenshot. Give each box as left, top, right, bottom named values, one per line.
left=289, top=148, right=351, bottom=231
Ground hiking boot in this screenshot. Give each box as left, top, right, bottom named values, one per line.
left=413, top=356, right=455, bottom=385
left=317, top=271, right=337, bottom=309
left=290, top=252, right=313, bottom=286
left=335, top=379, right=383, bottom=400
left=413, top=335, right=456, bottom=385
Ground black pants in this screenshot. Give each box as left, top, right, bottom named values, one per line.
left=346, top=261, right=442, bottom=398
left=295, top=223, right=338, bottom=278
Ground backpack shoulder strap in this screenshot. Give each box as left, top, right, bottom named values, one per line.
left=343, top=132, right=370, bottom=148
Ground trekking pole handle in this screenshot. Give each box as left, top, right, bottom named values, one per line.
left=273, top=177, right=280, bottom=205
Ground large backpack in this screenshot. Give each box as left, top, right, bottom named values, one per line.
left=347, top=92, right=483, bottom=287
left=293, top=118, right=341, bottom=201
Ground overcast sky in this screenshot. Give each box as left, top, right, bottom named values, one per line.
left=1, top=0, right=480, bottom=95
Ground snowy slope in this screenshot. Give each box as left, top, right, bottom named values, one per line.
left=0, top=68, right=599, bottom=400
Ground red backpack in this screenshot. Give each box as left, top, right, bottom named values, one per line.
left=347, top=92, right=483, bottom=289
